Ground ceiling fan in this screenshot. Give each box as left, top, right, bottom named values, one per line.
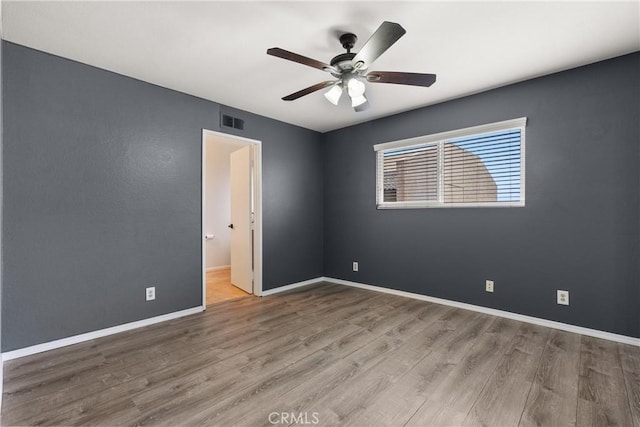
left=267, top=21, right=436, bottom=112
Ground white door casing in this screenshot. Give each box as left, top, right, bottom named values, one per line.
left=202, top=129, right=262, bottom=308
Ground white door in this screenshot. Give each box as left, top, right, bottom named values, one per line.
left=229, top=145, right=253, bottom=293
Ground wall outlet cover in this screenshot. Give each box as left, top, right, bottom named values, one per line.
left=352, top=262, right=359, bottom=272
left=146, top=287, right=156, bottom=301
left=485, top=280, right=494, bottom=293
left=557, top=290, right=569, bottom=305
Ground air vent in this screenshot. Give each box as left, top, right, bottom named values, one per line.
left=221, top=114, right=245, bottom=131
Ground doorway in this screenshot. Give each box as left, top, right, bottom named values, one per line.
left=202, top=129, right=263, bottom=308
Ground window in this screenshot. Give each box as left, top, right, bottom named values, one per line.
left=375, top=117, right=526, bottom=208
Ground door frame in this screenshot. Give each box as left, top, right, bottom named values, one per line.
left=201, top=129, right=263, bottom=310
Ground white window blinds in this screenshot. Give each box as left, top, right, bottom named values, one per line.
left=375, top=118, right=526, bottom=208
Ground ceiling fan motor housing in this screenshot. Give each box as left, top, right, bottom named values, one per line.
left=330, top=33, right=359, bottom=75
left=330, top=52, right=356, bottom=73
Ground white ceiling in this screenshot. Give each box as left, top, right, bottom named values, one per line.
left=2, top=1, right=639, bottom=133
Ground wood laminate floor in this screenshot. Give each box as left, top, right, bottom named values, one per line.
left=2, top=283, right=639, bottom=426
left=206, top=268, right=249, bottom=306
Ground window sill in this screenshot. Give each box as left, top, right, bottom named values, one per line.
left=376, top=201, right=526, bottom=209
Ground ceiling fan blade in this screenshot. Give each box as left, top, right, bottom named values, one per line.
left=366, top=71, right=437, bottom=87
left=267, top=48, right=335, bottom=73
left=352, top=21, right=406, bottom=70
left=282, top=81, right=336, bottom=101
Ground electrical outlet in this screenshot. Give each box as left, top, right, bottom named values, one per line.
left=557, top=290, right=569, bottom=305
left=146, top=287, right=156, bottom=301
left=485, top=280, right=494, bottom=293
left=352, top=262, right=359, bottom=272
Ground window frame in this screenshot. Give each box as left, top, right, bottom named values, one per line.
left=374, top=117, right=527, bottom=209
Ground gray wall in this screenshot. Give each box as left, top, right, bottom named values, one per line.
left=2, top=40, right=637, bottom=352
left=1, top=42, right=323, bottom=351
left=218, top=106, right=324, bottom=290
left=323, top=52, right=640, bottom=338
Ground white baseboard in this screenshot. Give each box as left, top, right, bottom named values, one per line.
left=261, top=277, right=325, bottom=296
left=1, top=306, right=204, bottom=361
left=4, top=277, right=636, bottom=364
left=324, top=277, right=640, bottom=347
left=206, top=265, right=230, bottom=272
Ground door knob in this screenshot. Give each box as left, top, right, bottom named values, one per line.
left=228, top=224, right=234, bottom=229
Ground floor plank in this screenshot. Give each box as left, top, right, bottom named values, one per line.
left=576, top=336, right=634, bottom=427
left=352, top=310, right=495, bottom=427
left=237, top=304, right=454, bottom=426
left=519, top=329, right=581, bottom=427
left=618, top=343, right=640, bottom=427
left=2, top=283, right=638, bottom=427
left=463, top=323, right=549, bottom=426
left=405, top=317, right=521, bottom=426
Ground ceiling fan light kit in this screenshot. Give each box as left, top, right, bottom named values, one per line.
left=324, top=83, right=343, bottom=105
left=347, top=78, right=367, bottom=107
left=267, top=21, right=436, bottom=112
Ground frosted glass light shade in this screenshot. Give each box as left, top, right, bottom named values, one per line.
left=351, top=95, right=367, bottom=107
left=346, top=78, right=366, bottom=107
left=347, top=78, right=365, bottom=97
left=324, top=85, right=343, bottom=105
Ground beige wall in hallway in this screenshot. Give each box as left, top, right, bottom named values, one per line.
left=204, top=136, right=244, bottom=270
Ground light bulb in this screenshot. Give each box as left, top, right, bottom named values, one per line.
left=324, top=85, right=343, bottom=105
